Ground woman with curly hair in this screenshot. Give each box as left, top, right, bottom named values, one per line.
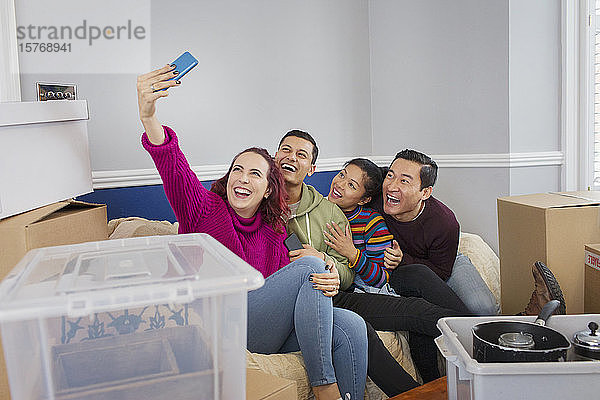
left=136, top=64, right=367, bottom=400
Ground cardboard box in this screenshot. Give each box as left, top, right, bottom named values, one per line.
left=247, top=369, right=297, bottom=400
left=0, top=200, right=107, bottom=277
left=498, top=191, right=600, bottom=315
left=0, top=100, right=92, bottom=219
left=585, top=244, right=600, bottom=313
left=0, top=199, right=107, bottom=400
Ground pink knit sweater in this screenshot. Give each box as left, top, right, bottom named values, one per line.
left=142, top=126, right=290, bottom=278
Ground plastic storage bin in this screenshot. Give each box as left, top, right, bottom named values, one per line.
left=436, top=314, right=600, bottom=400
left=0, top=233, right=264, bottom=400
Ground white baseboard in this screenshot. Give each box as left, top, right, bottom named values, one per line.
left=92, top=151, right=564, bottom=189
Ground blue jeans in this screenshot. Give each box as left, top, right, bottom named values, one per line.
left=247, top=256, right=367, bottom=399
left=446, top=253, right=500, bottom=316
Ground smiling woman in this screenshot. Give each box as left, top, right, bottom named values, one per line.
left=135, top=65, right=368, bottom=400
left=325, top=158, right=392, bottom=289
left=211, top=148, right=283, bottom=225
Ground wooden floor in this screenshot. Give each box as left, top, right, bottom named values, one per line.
left=388, top=376, right=447, bottom=400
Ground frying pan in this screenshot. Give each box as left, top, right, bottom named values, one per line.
left=472, top=300, right=571, bottom=363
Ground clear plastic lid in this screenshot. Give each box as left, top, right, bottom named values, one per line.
left=0, top=233, right=265, bottom=320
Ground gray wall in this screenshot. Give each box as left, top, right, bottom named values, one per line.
left=369, top=0, right=510, bottom=155
left=369, top=0, right=510, bottom=249
left=507, top=0, right=562, bottom=201
left=510, top=166, right=562, bottom=196
left=369, top=0, right=562, bottom=251
left=17, top=0, right=372, bottom=169
left=509, top=0, right=561, bottom=154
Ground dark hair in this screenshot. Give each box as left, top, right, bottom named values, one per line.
left=211, top=148, right=289, bottom=232
left=392, top=149, right=438, bottom=190
left=344, top=158, right=382, bottom=201
left=278, top=130, right=319, bottom=164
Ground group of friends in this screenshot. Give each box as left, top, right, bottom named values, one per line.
left=135, top=65, right=557, bottom=400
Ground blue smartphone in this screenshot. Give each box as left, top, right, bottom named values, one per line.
left=162, top=51, right=198, bottom=89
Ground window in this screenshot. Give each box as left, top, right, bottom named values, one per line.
left=594, top=1, right=600, bottom=186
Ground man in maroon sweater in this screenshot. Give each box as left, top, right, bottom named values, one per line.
left=372, top=149, right=566, bottom=316
left=370, top=149, right=498, bottom=316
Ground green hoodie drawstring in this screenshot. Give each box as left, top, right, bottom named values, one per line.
left=305, top=213, right=312, bottom=247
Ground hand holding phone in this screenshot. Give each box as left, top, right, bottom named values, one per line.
left=155, top=51, right=198, bottom=91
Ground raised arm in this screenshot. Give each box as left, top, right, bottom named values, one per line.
left=137, top=66, right=223, bottom=233
left=137, top=65, right=181, bottom=144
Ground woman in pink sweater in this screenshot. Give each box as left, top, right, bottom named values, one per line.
left=137, top=65, right=367, bottom=400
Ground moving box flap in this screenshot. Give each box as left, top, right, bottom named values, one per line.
left=0, top=200, right=107, bottom=302
left=25, top=201, right=107, bottom=250
left=0, top=201, right=71, bottom=229
left=498, top=192, right=600, bottom=210
left=552, top=191, right=600, bottom=202
left=585, top=244, right=600, bottom=254
left=33, top=200, right=101, bottom=224
left=0, top=200, right=101, bottom=230
left=246, top=369, right=296, bottom=400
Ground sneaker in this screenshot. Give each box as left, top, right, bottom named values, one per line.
left=518, top=261, right=566, bottom=315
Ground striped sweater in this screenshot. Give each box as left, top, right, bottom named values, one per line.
left=344, top=206, right=394, bottom=288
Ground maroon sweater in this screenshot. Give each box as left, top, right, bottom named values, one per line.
left=372, top=195, right=459, bottom=280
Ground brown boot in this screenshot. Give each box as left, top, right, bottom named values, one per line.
left=518, top=261, right=567, bottom=316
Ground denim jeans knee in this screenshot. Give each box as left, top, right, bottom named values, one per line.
left=248, top=255, right=338, bottom=389
left=447, top=253, right=499, bottom=315
left=282, top=255, right=328, bottom=275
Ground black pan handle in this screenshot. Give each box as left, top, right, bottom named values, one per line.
left=534, top=300, right=560, bottom=326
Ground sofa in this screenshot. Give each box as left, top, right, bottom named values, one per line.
left=108, top=217, right=500, bottom=400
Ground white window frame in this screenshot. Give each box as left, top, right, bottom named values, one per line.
left=568, top=0, right=597, bottom=190
left=580, top=0, right=595, bottom=189
left=562, top=0, right=578, bottom=190
left=0, top=0, right=21, bottom=102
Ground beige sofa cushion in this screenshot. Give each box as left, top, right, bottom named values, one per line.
left=108, top=217, right=179, bottom=238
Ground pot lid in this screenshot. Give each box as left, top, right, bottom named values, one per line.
left=573, top=322, right=600, bottom=349
left=498, top=332, right=535, bottom=349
